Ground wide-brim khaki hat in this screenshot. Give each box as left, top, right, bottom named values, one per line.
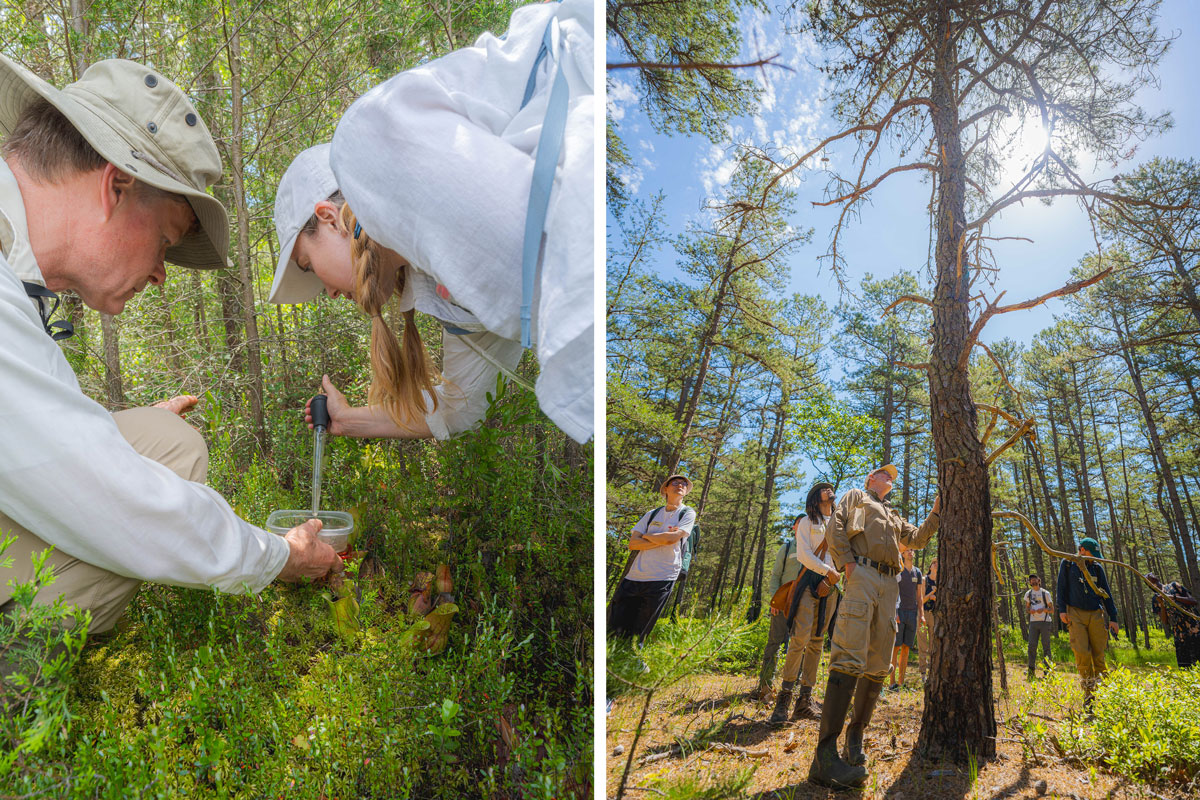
left=0, top=56, right=229, bottom=269
left=865, top=463, right=898, bottom=487
left=661, top=474, right=693, bottom=493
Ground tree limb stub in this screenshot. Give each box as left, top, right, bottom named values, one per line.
left=959, top=267, right=1113, bottom=370
left=607, top=54, right=787, bottom=73
left=882, top=294, right=934, bottom=315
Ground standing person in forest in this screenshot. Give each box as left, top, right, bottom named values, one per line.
left=0, top=58, right=341, bottom=643
left=608, top=475, right=696, bottom=644
left=809, top=464, right=941, bottom=788
left=768, top=483, right=839, bottom=724
left=1024, top=574, right=1055, bottom=680
left=1148, top=573, right=1200, bottom=669
left=755, top=533, right=802, bottom=700
left=917, top=558, right=938, bottom=682
left=1056, top=538, right=1120, bottom=709
left=269, top=0, right=593, bottom=444
left=885, top=548, right=923, bottom=691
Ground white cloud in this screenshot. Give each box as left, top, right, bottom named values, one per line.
left=607, top=77, right=637, bottom=123
left=638, top=139, right=655, bottom=153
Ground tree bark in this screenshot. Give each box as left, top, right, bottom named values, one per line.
left=225, top=0, right=268, bottom=453
left=918, top=0, right=996, bottom=760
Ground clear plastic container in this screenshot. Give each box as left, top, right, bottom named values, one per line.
left=265, top=510, right=355, bottom=553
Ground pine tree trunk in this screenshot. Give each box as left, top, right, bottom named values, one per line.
left=917, top=1, right=996, bottom=760
left=225, top=1, right=268, bottom=453
left=1111, top=310, right=1200, bottom=588
left=747, top=396, right=787, bottom=622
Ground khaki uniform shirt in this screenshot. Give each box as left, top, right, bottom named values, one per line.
left=827, top=488, right=939, bottom=571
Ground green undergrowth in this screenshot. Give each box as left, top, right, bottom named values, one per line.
left=1014, top=664, right=1200, bottom=789
left=1, top=380, right=592, bottom=799
left=1062, top=666, right=1200, bottom=786
left=997, top=621, right=1178, bottom=669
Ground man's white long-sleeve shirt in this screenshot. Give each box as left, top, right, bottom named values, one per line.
left=0, top=160, right=288, bottom=592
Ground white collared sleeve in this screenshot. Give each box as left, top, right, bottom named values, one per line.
left=0, top=263, right=289, bottom=593
left=792, top=517, right=836, bottom=575
left=423, top=330, right=524, bottom=440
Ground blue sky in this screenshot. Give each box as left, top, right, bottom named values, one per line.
left=606, top=1, right=1200, bottom=519
left=607, top=0, right=1200, bottom=347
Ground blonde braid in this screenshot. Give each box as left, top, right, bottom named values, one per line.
left=338, top=203, right=438, bottom=426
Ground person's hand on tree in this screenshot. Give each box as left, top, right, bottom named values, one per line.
left=153, top=394, right=199, bottom=416
left=305, top=375, right=351, bottom=436
left=276, top=519, right=342, bottom=582
left=932, top=494, right=942, bottom=515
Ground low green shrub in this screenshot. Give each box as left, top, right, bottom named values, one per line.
left=0, top=539, right=90, bottom=775
left=0, top=375, right=591, bottom=799
left=1054, top=666, right=1200, bottom=785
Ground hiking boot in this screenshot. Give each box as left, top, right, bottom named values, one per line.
left=808, top=671, right=868, bottom=789
left=844, top=676, right=884, bottom=766
left=792, top=684, right=821, bottom=720
left=769, top=680, right=794, bottom=726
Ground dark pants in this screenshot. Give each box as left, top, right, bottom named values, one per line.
left=1027, top=620, right=1053, bottom=674
left=609, top=578, right=674, bottom=643
left=756, top=610, right=792, bottom=689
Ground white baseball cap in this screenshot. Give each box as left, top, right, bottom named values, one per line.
left=268, top=143, right=339, bottom=303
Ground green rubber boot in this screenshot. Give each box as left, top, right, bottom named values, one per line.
left=768, top=680, right=794, bottom=726
left=808, top=671, right=869, bottom=789
left=844, top=676, right=884, bottom=766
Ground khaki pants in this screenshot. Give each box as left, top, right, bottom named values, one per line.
left=829, top=563, right=899, bottom=681
left=779, top=586, right=838, bottom=687
left=1067, top=606, right=1109, bottom=698
left=0, top=407, right=207, bottom=635
left=917, top=608, right=935, bottom=674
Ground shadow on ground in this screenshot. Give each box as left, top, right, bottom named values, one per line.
left=748, top=752, right=974, bottom=799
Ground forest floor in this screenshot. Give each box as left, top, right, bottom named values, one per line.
left=606, top=661, right=1193, bottom=800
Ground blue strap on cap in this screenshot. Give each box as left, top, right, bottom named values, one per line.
left=518, top=9, right=568, bottom=350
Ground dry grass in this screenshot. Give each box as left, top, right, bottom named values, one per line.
left=606, top=661, right=1191, bottom=799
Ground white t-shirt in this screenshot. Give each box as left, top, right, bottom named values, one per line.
left=1024, top=588, right=1053, bottom=623
left=626, top=505, right=696, bottom=582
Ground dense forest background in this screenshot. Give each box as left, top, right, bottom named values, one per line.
left=0, top=1, right=592, bottom=797
left=606, top=0, right=1198, bottom=672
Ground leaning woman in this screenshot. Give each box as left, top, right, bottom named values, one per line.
left=269, top=0, right=592, bottom=443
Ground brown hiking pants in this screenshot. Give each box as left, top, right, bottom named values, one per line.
left=0, top=407, right=207, bottom=635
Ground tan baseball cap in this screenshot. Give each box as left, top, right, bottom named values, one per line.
left=661, top=474, right=693, bottom=493
left=0, top=56, right=229, bottom=269
left=865, top=463, right=898, bottom=487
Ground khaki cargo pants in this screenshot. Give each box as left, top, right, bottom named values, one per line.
left=0, top=407, right=207, bottom=635
left=1066, top=606, right=1109, bottom=699
left=779, top=585, right=838, bottom=687
left=829, top=562, right=899, bottom=681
